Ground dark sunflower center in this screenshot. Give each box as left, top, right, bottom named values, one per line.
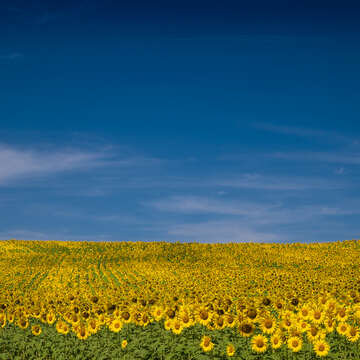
left=200, top=311, right=208, bottom=320
left=264, top=319, right=273, bottom=328
left=122, top=311, right=130, bottom=320
left=256, top=339, right=264, bottom=347
left=247, top=309, right=257, bottom=319
left=242, top=324, right=252, bottom=333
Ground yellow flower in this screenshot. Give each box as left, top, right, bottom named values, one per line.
left=270, top=333, right=282, bottom=349
left=251, top=334, right=268, bottom=353
left=109, top=318, right=123, bottom=333
left=238, top=321, right=255, bottom=337
left=346, top=326, right=360, bottom=342
left=76, top=325, right=89, bottom=340
left=336, top=322, right=349, bottom=336
left=0, top=314, right=6, bottom=328
left=7, top=313, right=14, bottom=324
left=313, top=339, right=330, bottom=357
left=260, top=316, right=277, bottom=334
left=120, top=310, right=132, bottom=324
left=200, top=335, right=214, bottom=352
left=164, top=319, right=172, bottom=331
left=225, top=314, right=236, bottom=328
left=171, top=319, right=183, bottom=335
left=121, top=339, right=128, bottom=349
left=299, top=305, right=311, bottom=320
left=196, top=307, right=212, bottom=327
left=87, top=318, right=99, bottom=334
left=31, top=325, right=41, bottom=336
left=46, top=312, right=56, bottom=325
left=310, top=308, right=324, bottom=325
left=324, top=317, right=335, bottom=333
left=336, top=307, right=349, bottom=322
left=226, top=343, right=236, bottom=357
left=298, top=320, right=310, bottom=333
left=61, top=323, right=70, bottom=335
left=287, top=336, right=302, bottom=352
left=18, top=317, right=29, bottom=330
left=152, top=306, right=164, bottom=321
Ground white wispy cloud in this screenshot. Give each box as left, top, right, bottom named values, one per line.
left=268, top=151, right=360, bottom=165
left=252, top=122, right=357, bottom=144
left=145, top=195, right=358, bottom=242
left=208, top=173, right=341, bottom=190
left=148, top=195, right=281, bottom=216
left=167, top=220, right=280, bottom=243
left=0, top=144, right=119, bottom=185
left=0, top=229, right=112, bottom=242
left=146, top=195, right=356, bottom=224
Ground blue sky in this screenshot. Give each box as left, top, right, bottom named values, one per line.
left=1, top=0, right=360, bottom=243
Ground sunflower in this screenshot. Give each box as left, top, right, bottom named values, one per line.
left=281, top=316, right=293, bottom=331
left=251, top=334, right=268, bottom=353
left=96, top=313, right=106, bottom=325
left=214, top=315, right=226, bottom=330
left=226, top=343, right=236, bottom=357
left=298, top=320, right=310, bottom=333
left=247, top=308, right=258, bottom=322
left=336, top=322, right=349, bottom=336
left=31, top=324, right=41, bottom=336
left=141, top=313, right=150, bottom=327
left=164, top=319, right=173, bottom=331
left=7, top=313, right=14, bottom=323
left=310, top=308, right=324, bottom=325
left=61, top=323, right=70, bottom=335
left=0, top=314, right=6, bottom=328
left=354, top=309, right=360, bottom=322
left=71, top=313, right=80, bottom=326
left=196, top=306, right=212, bottom=326
left=40, top=312, right=48, bottom=324
left=325, top=299, right=337, bottom=313
left=274, top=300, right=283, bottom=312
left=225, top=313, right=236, bottom=328
left=200, top=335, right=214, bottom=352
left=32, top=307, right=41, bottom=319
left=171, top=319, right=183, bottom=335
left=178, top=311, right=193, bottom=328
left=87, top=318, right=99, bottom=334
left=324, top=318, right=335, bottom=333
left=18, top=317, right=29, bottom=330
left=346, top=326, right=360, bottom=342
left=121, top=339, right=128, bottom=349
left=287, top=336, right=302, bottom=352
left=76, top=325, right=89, bottom=340
left=238, top=321, right=255, bottom=337
left=56, top=320, right=65, bottom=334
left=152, top=306, right=164, bottom=321
left=270, top=333, right=282, bottom=349
left=109, top=318, right=123, bottom=333
left=336, top=307, right=349, bottom=322
left=260, top=316, right=277, bottom=334
left=299, top=305, right=311, bottom=320
left=313, top=339, right=330, bottom=357
left=120, top=310, right=132, bottom=324
left=46, top=312, right=56, bottom=325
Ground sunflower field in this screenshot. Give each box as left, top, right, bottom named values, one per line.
left=0, top=239, right=360, bottom=360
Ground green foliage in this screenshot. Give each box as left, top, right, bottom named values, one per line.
left=0, top=322, right=360, bottom=360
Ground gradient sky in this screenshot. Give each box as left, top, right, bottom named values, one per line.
left=1, top=0, right=360, bottom=243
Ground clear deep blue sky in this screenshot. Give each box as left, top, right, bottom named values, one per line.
left=1, top=0, right=360, bottom=243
